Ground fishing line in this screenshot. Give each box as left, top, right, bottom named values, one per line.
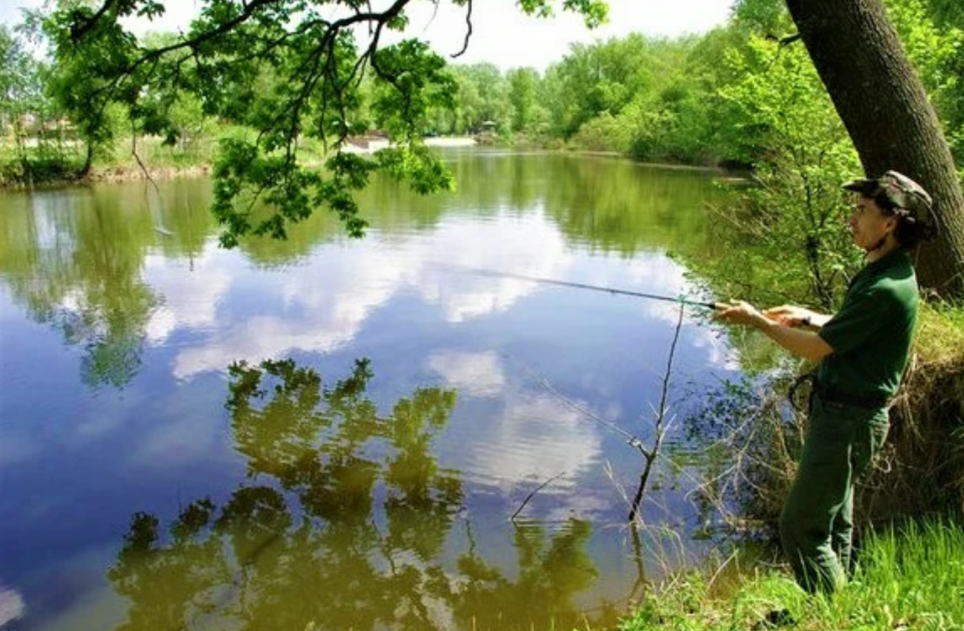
left=431, top=264, right=719, bottom=309
left=511, top=354, right=642, bottom=446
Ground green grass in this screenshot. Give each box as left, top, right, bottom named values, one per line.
left=619, top=518, right=964, bottom=631
left=916, top=300, right=964, bottom=364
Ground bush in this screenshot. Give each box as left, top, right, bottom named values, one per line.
left=570, top=112, right=633, bottom=153
left=0, top=153, right=85, bottom=185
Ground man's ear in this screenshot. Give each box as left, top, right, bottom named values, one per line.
left=885, top=215, right=899, bottom=235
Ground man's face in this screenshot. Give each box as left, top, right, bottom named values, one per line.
left=849, top=195, right=896, bottom=250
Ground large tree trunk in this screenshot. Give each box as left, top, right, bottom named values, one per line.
left=81, top=141, right=94, bottom=178
left=786, top=0, right=964, bottom=297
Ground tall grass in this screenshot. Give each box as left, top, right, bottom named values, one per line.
left=861, top=300, right=964, bottom=523
left=619, top=517, right=964, bottom=631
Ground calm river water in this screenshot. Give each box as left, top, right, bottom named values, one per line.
left=0, top=150, right=742, bottom=631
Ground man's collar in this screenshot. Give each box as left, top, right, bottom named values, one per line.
left=864, top=246, right=910, bottom=272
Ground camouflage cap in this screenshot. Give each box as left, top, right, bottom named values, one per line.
left=842, top=170, right=933, bottom=224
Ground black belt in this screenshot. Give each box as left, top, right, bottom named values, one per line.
left=788, top=374, right=890, bottom=411
left=813, top=381, right=890, bottom=409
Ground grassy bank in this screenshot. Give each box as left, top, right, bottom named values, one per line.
left=621, top=518, right=964, bottom=631
left=0, top=136, right=216, bottom=187
left=0, top=129, right=339, bottom=187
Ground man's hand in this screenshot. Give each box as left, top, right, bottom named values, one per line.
left=763, top=305, right=831, bottom=329
left=763, top=305, right=813, bottom=327
left=713, top=300, right=834, bottom=362
left=712, top=300, right=770, bottom=329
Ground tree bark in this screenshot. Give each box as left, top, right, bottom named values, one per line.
left=81, top=141, right=93, bottom=178
left=786, top=0, right=964, bottom=297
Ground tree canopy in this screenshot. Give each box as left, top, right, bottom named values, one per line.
left=38, top=0, right=606, bottom=246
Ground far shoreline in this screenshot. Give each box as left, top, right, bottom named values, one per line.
left=0, top=137, right=741, bottom=190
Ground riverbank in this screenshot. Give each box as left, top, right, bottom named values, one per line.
left=620, top=517, right=964, bottom=630
left=0, top=135, right=482, bottom=188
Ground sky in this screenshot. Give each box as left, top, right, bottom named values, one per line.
left=0, top=0, right=734, bottom=70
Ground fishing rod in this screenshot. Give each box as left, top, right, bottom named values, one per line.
left=435, top=264, right=720, bottom=309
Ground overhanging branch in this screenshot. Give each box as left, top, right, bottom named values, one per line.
left=452, top=0, right=473, bottom=58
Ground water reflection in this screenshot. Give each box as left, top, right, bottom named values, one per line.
left=108, top=357, right=604, bottom=631
left=0, top=152, right=729, bottom=630
left=0, top=585, right=25, bottom=629
left=0, top=190, right=159, bottom=388
left=0, top=153, right=719, bottom=390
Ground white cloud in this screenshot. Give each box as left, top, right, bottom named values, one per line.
left=134, top=414, right=226, bottom=464
left=131, top=391, right=236, bottom=467
left=168, top=210, right=572, bottom=380
left=429, top=350, right=506, bottom=397
left=143, top=250, right=234, bottom=344
left=0, top=586, right=25, bottom=629
left=168, top=242, right=408, bottom=379
left=416, top=212, right=571, bottom=322
left=458, top=391, right=603, bottom=495
left=402, top=0, right=732, bottom=71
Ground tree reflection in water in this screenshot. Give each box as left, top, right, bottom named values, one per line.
left=108, top=358, right=604, bottom=631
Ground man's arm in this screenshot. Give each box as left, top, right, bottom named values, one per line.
left=755, top=318, right=834, bottom=362
left=714, top=301, right=834, bottom=362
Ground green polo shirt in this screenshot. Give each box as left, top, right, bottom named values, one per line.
left=816, top=248, right=919, bottom=399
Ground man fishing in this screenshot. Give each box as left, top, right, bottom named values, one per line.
left=713, top=170, right=935, bottom=593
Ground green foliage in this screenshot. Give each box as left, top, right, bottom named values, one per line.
left=925, top=0, right=964, bottom=27
left=731, top=0, right=794, bottom=36
left=13, top=0, right=964, bottom=254
left=538, top=31, right=749, bottom=164
left=444, top=63, right=512, bottom=134
left=39, top=3, right=136, bottom=166
left=105, top=355, right=607, bottom=630
left=884, top=0, right=964, bottom=166
left=507, top=67, right=542, bottom=132
left=0, top=23, right=84, bottom=183
left=571, top=111, right=633, bottom=152
left=517, top=0, right=608, bottom=27
left=371, top=40, right=458, bottom=138
left=543, top=35, right=661, bottom=138
left=625, top=83, right=717, bottom=164
left=0, top=26, right=34, bottom=129
left=703, top=36, right=863, bottom=310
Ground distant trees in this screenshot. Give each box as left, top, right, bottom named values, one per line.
left=433, top=34, right=743, bottom=162
left=0, top=26, right=32, bottom=137
left=507, top=67, right=542, bottom=132
left=0, top=25, right=56, bottom=181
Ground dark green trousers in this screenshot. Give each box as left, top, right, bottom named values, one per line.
left=779, top=395, right=889, bottom=593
